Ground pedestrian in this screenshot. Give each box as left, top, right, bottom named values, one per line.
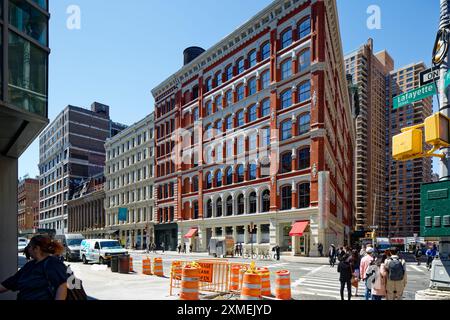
left=371, top=254, right=388, bottom=300
left=337, top=252, right=352, bottom=300
left=0, top=235, right=68, bottom=300
left=426, top=245, right=437, bottom=270
left=318, top=243, right=324, bottom=257
left=414, top=246, right=422, bottom=266
left=360, top=246, right=375, bottom=300
left=161, top=242, right=165, bottom=253
left=183, top=243, right=186, bottom=254
left=350, top=249, right=361, bottom=297
left=328, top=244, right=337, bottom=267
left=190, top=244, right=193, bottom=253
left=177, top=243, right=181, bottom=254
left=274, top=245, right=281, bottom=261
left=384, top=247, right=407, bottom=300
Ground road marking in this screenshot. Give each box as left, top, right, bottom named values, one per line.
left=409, top=265, right=426, bottom=273
left=292, top=265, right=326, bottom=286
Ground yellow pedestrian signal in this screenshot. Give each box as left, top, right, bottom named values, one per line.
left=424, top=112, right=450, bottom=147
left=392, top=129, right=423, bottom=160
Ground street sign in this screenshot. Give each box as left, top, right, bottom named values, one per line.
left=393, top=84, right=437, bottom=109
left=420, top=67, right=440, bottom=86
left=369, top=225, right=379, bottom=229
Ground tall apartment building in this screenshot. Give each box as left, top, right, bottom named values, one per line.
left=104, top=114, right=155, bottom=250
left=384, top=62, right=433, bottom=237
left=38, top=102, right=127, bottom=235
left=344, top=39, right=394, bottom=233
left=0, top=0, right=50, bottom=297
left=151, top=0, right=355, bottom=255
left=67, top=173, right=106, bottom=239
left=18, top=178, right=40, bottom=232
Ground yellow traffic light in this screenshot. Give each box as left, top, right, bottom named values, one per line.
left=424, top=112, right=450, bottom=147
left=392, top=129, right=423, bottom=160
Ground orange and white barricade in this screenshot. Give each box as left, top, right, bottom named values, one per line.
left=153, top=257, right=164, bottom=277
left=229, top=265, right=240, bottom=291
left=142, top=257, right=152, bottom=275
left=275, top=270, right=291, bottom=300
left=257, top=267, right=271, bottom=297
left=180, top=265, right=200, bottom=300
left=240, top=271, right=262, bottom=300
left=129, top=257, right=134, bottom=273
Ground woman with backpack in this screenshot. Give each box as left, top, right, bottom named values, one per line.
left=371, top=254, right=388, bottom=300
left=0, top=235, right=68, bottom=300
left=384, top=247, right=407, bottom=300
left=337, top=253, right=353, bottom=300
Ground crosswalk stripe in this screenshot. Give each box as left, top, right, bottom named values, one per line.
left=301, top=278, right=341, bottom=285
left=298, top=283, right=341, bottom=290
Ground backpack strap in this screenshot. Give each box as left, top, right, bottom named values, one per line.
left=43, top=258, right=56, bottom=299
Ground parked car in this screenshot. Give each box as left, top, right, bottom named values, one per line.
left=80, top=239, right=128, bottom=265
left=18, top=237, right=29, bottom=253
left=55, top=234, right=85, bottom=262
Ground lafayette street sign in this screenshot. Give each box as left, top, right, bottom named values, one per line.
left=393, top=84, right=437, bottom=109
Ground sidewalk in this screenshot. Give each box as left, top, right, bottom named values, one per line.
left=127, top=249, right=329, bottom=265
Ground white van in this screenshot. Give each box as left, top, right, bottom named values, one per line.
left=80, top=239, right=128, bottom=265
left=55, top=234, right=85, bottom=262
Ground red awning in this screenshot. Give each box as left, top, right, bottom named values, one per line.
left=289, top=221, right=309, bottom=237
left=184, top=228, right=198, bottom=238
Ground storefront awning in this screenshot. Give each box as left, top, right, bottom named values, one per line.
left=184, top=228, right=198, bottom=238
left=289, top=221, right=309, bottom=237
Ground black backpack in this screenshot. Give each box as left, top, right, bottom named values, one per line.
left=388, top=258, right=405, bottom=281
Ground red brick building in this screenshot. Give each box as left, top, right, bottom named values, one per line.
left=151, top=0, right=355, bottom=255
left=18, top=178, right=40, bottom=232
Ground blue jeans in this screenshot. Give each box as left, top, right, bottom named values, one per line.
left=365, top=286, right=372, bottom=300
left=372, top=295, right=383, bottom=300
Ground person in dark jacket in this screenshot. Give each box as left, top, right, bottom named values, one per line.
left=337, top=253, right=353, bottom=300
left=329, top=244, right=337, bottom=267
left=0, top=235, right=68, bottom=300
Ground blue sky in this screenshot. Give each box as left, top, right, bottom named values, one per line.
left=18, top=0, right=441, bottom=178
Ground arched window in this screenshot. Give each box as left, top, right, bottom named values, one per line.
left=193, top=201, right=199, bottom=219
left=225, top=90, right=233, bottom=107
left=216, top=170, right=223, bottom=187
left=215, top=144, right=223, bottom=163
left=237, top=136, right=244, bottom=154
left=226, top=196, right=233, bottom=216
left=298, top=183, right=310, bottom=208
left=281, top=186, right=292, bottom=210
left=249, top=192, right=257, bottom=213
left=237, top=58, right=245, bottom=74
left=298, top=18, right=311, bottom=39
left=236, top=110, right=245, bottom=127
left=205, top=78, right=212, bottom=92
left=261, top=70, right=270, bottom=89
left=261, top=99, right=270, bottom=117
left=205, top=101, right=213, bottom=116
left=261, top=42, right=270, bottom=60
left=226, top=167, right=233, bottom=185
left=204, top=124, right=212, bottom=139
left=281, top=120, right=292, bottom=141
left=281, top=29, right=292, bottom=49
left=280, top=152, right=292, bottom=173
left=184, top=178, right=190, bottom=194
left=249, top=164, right=257, bottom=180
left=249, top=104, right=257, bottom=122
left=248, top=78, right=257, bottom=95
left=281, top=89, right=292, bottom=109
left=226, top=140, right=233, bottom=158
left=299, top=49, right=311, bottom=72
left=205, top=172, right=212, bottom=189
left=225, top=65, right=233, bottom=81
left=237, top=194, right=245, bottom=214
left=249, top=50, right=257, bottom=67
left=298, top=81, right=311, bottom=103
left=237, top=85, right=245, bottom=101
left=215, top=95, right=223, bottom=110
left=261, top=190, right=270, bottom=212
left=206, top=199, right=213, bottom=218
left=192, top=176, right=199, bottom=192
left=216, top=198, right=223, bottom=217
left=298, top=113, right=310, bottom=135
left=236, top=164, right=245, bottom=183
left=281, top=59, right=292, bottom=80
left=298, top=148, right=310, bottom=170
left=193, top=107, right=199, bottom=121
left=249, top=134, right=257, bottom=150
left=215, top=71, right=222, bottom=87
left=216, top=119, right=223, bottom=134
left=260, top=127, right=270, bottom=147
left=225, top=115, right=233, bottom=131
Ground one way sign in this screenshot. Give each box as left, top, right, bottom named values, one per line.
left=420, top=67, right=440, bottom=86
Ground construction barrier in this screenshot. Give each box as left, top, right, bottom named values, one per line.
left=169, top=260, right=251, bottom=296
left=142, top=257, right=152, bottom=275
left=129, top=257, right=134, bottom=273
left=180, top=265, right=200, bottom=300
left=275, top=270, right=291, bottom=300
left=229, top=265, right=240, bottom=291
left=153, top=257, right=164, bottom=277
left=240, top=271, right=262, bottom=300
left=257, top=267, right=271, bottom=297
